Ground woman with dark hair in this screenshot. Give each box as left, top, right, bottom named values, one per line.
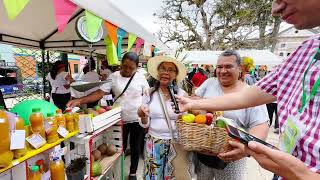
left=67, top=52, right=149, bottom=180
left=46, top=60, right=74, bottom=110
left=137, top=56, right=187, bottom=179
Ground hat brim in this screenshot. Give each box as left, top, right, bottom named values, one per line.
left=147, top=56, right=186, bottom=82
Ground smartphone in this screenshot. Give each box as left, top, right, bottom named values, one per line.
left=226, top=124, right=278, bottom=149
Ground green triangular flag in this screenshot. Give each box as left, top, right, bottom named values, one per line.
left=85, top=10, right=102, bottom=41
left=105, top=37, right=119, bottom=66
left=127, top=33, right=137, bottom=52
left=3, top=0, right=30, bottom=20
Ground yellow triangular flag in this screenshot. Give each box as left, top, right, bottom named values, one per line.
left=3, top=0, right=30, bottom=20
left=85, top=10, right=102, bottom=41
left=127, top=33, right=137, bottom=52
left=104, top=36, right=119, bottom=66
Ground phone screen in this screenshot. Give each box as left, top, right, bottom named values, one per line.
left=226, top=124, right=278, bottom=149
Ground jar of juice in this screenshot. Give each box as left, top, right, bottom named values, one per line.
left=73, top=113, right=79, bottom=131
left=13, top=115, right=27, bottom=158
left=46, top=113, right=59, bottom=144
left=55, top=109, right=66, bottom=128
left=64, top=109, right=74, bottom=132
left=29, top=108, right=46, bottom=139
left=29, top=165, right=41, bottom=180
left=0, top=106, right=14, bottom=168
left=50, top=157, right=65, bottom=180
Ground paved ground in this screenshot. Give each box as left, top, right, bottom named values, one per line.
left=124, top=126, right=280, bottom=180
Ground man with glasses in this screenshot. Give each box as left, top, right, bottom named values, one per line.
left=193, top=50, right=269, bottom=180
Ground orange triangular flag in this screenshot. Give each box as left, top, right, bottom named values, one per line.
left=104, top=21, right=118, bottom=46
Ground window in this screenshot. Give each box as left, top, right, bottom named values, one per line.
left=74, top=64, right=79, bottom=74
left=287, top=53, right=291, bottom=56
left=295, top=30, right=299, bottom=33
left=279, top=52, right=284, bottom=57
left=280, top=43, right=286, bottom=48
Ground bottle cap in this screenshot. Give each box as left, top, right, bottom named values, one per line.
left=52, top=157, right=60, bottom=161
left=32, top=108, right=41, bottom=113
left=47, top=112, right=54, bottom=117
left=31, top=165, right=39, bottom=172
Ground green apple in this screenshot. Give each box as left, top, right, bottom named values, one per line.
left=182, top=113, right=195, bottom=123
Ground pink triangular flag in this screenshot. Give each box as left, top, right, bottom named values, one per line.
left=135, top=38, right=144, bottom=53
left=52, top=0, right=78, bottom=32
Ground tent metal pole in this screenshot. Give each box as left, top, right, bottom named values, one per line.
left=41, top=49, right=46, bottom=99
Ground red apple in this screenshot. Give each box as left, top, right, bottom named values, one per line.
left=206, top=113, right=214, bottom=125
left=103, top=106, right=112, bottom=111
left=97, top=108, right=107, bottom=114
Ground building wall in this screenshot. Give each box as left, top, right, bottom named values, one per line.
left=15, top=55, right=37, bottom=79
left=274, top=27, right=318, bottom=60
left=68, top=59, right=81, bottom=75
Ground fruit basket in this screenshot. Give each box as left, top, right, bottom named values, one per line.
left=176, top=113, right=232, bottom=155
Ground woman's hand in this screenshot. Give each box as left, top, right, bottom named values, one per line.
left=67, top=98, right=82, bottom=107
left=218, top=140, right=248, bottom=163
left=138, top=105, right=149, bottom=118
left=247, top=141, right=319, bottom=180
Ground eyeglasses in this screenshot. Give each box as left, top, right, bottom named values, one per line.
left=158, top=67, right=177, bottom=74
left=216, top=64, right=236, bottom=71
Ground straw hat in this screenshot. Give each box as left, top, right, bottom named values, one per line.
left=147, top=56, right=186, bottom=82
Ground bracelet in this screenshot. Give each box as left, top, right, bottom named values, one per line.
left=138, top=117, right=150, bottom=128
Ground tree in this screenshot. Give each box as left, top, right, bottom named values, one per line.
left=156, top=0, right=281, bottom=50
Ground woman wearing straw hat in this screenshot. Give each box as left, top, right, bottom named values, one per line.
left=137, top=56, right=188, bottom=179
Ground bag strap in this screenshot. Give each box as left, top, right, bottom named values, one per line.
left=158, top=90, right=177, bottom=142
left=113, top=72, right=136, bottom=103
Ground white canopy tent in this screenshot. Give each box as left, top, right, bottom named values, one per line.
left=178, top=50, right=282, bottom=68
left=0, top=0, right=170, bottom=56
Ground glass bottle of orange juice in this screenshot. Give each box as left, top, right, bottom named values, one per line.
left=64, top=109, right=74, bottom=132
left=13, top=115, right=27, bottom=158
left=0, top=106, right=14, bottom=168
left=46, top=113, right=60, bottom=144
left=50, top=157, right=65, bottom=180
left=73, top=112, right=79, bottom=131
left=29, top=165, right=41, bottom=180
left=55, top=109, right=66, bottom=128
left=29, top=108, right=46, bottom=139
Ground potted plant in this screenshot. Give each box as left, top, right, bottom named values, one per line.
left=66, top=157, right=87, bottom=180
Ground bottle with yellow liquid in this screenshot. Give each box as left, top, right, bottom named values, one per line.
left=55, top=109, right=66, bottom=128
left=29, top=108, right=46, bottom=139
left=29, top=165, right=41, bottom=180
left=46, top=113, right=60, bottom=143
left=50, top=157, right=65, bottom=180
left=13, top=115, right=27, bottom=159
left=0, top=106, right=14, bottom=168
left=64, top=109, right=74, bottom=132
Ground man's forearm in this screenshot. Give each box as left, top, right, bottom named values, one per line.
left=191, top=86, right=276, bottom=112
left=79, top=89, right=105, bottom=105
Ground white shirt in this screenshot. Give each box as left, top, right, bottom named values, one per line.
left=100, top=69, right=112, bottom=77
left=81, top=71, right=100, bottom=82
left=46, top=72, right=70, bottom=94
left=100, top=71, right=149, bottom=123
left=143, top=89, right=186, bottom=139
left=195, top=78, right=269, bottom=130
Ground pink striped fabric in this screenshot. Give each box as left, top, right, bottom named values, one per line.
left=256, top=35, right=320, bottom=178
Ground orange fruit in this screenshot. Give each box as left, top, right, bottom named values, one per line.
left=195, top=114, right=207, bottom=124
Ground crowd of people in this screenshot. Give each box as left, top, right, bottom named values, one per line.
left=43, top=0, right=320, bottom=179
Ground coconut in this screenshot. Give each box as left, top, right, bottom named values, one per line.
left=92, top=150, right=101, bottom=161
left=105, top=144, right=117, bottom=156
left=98, top=143, right=108, bottom=154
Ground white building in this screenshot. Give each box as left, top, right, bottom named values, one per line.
left=274, top=26, right=320, bottom=60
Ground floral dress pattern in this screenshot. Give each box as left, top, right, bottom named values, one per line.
left=144, top=134, right=177, bottom=180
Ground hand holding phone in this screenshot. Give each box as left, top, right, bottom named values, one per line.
left=226, top=124, right=278, bottom=150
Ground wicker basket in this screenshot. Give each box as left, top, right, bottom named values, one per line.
left=176, top=118, right=232, bottom=155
